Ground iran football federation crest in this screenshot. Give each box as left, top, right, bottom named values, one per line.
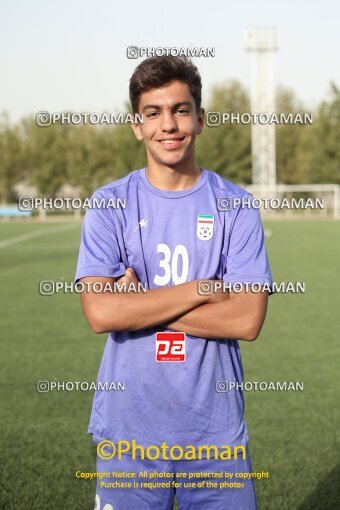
left=197, top=214, right=214, bottom=241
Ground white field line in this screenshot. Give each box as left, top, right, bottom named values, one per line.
left=0, top=224, right=78, bottom=249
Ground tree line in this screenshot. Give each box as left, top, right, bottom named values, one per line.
left=0, top=81, right=339, bottom=202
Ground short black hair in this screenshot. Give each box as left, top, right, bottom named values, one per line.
left=129, top=55, right=202, bottom=114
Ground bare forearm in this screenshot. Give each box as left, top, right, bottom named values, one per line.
left=164, top=294, right=268, bottom=341
left=82, top=280, right=209, bottom=333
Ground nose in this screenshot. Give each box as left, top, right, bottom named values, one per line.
left=160, top=110, right=178, bottom=132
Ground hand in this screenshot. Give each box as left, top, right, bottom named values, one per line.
left=205, top=280, right=230, bottom=304
left=116, top=267, right=140, bottom=292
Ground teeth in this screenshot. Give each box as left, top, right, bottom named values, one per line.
left=162, top=140, right=179, bottom=144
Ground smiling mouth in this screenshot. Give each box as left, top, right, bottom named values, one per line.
left=157, top=137, right=185, bottom=149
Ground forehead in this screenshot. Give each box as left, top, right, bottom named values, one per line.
left=139, top=80, right=195, bottom=109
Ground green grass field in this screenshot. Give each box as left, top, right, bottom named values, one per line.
left=0, top=220, right=339, bottom=510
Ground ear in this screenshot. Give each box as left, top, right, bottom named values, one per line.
left=130, top=121, right=144, bottom=141
left=197, top=107, right=205, bottom=134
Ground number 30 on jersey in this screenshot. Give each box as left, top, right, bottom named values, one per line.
left=153, top=243, right=189, bottom=286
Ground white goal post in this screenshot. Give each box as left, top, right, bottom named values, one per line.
left=1, top=184, right=339, bottom=220
left=245, top=184, right=340, bottom=218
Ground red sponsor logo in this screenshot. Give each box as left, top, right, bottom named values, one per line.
left=155, top=332, right=186, bottom=362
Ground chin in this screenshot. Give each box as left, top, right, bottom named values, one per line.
left=158, top=152, right=192, bottom=168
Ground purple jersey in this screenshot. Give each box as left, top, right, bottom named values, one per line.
left=75, top=167, right=272, bottom=452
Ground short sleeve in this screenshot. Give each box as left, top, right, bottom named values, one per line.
left=223, top=204, right=272, bottom=288
left=74, top=191, right=126, bottom=283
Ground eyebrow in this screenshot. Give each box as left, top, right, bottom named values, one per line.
left=142, top=101, right=194, bottom=112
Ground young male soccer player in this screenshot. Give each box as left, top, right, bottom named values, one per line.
left=75, top=56, right=272, bottom=510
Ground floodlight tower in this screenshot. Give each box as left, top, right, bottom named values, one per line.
left=245, top=27, right=279, bottom=187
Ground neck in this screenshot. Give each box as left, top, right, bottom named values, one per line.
left=145, top=161, right=202, bottom=192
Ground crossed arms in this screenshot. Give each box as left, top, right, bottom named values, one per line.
left=79, top=269, right=269, bottom=341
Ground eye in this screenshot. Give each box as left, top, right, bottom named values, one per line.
left=177, top=108, right=190, bottom=115
left=146, top=111, right=159, bottom=118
